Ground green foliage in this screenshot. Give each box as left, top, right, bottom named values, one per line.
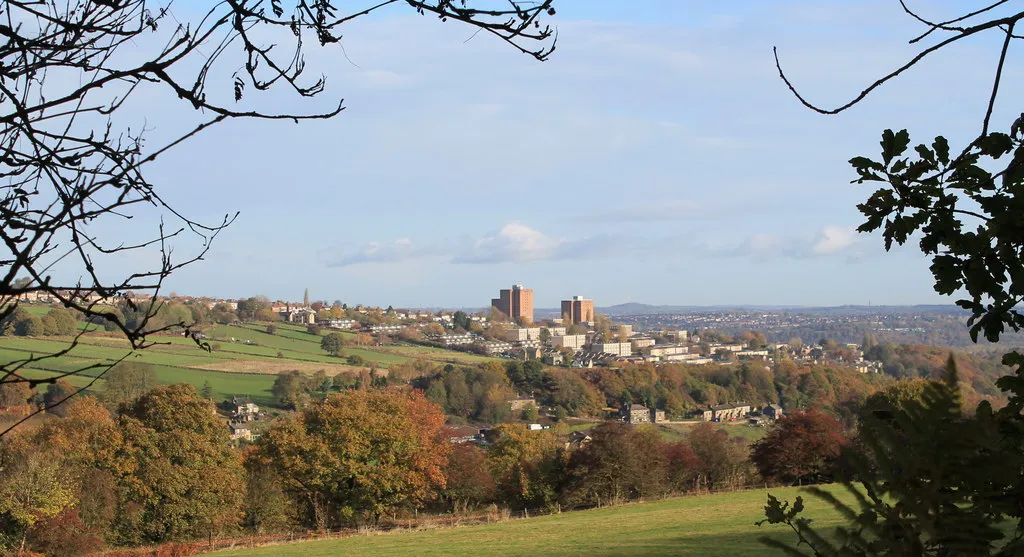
left=102, top=361, right=158, bottom=409
left=852, top=124, right=1024, bottom=344
left=320, top=332, right=343, bottom=357
left=760, top=362, right=1021, bottom=556
left=111, top=384, right=244, bottom=544
left=521, top=403, right=539, bottom=422
left=562, top=423, right=669, bottom=506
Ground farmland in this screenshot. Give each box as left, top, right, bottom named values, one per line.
left=0, top=319, right=494, bottom=407
left=212, top=485, right=850, bottom=557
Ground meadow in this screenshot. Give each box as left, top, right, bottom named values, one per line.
left=212, top=485, right=849, bottom=557
left=0, top=319, right=495, bottom=407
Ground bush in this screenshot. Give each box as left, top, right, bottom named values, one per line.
left=14, top=315, right=44, bottom=336
left=346, top=355, right=366, bottom=366
left=266, top=324, right=277, bottom=335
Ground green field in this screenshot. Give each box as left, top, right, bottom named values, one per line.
left=213, top=486, right=850, bottom=557
left=0, top=318, right=497, bottom=407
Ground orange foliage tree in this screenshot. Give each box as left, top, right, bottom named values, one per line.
left=258, top=390, right=450, bottom=527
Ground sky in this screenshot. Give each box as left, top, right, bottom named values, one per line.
left=82, top=0, right=1024, bottom=308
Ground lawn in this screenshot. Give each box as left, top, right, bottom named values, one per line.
left=656, top=422, right=768, bottom=443
left=212, top=486, right=851, bottom=557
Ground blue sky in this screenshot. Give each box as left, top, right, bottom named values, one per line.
left=116, top=1, right=1022, bottom=308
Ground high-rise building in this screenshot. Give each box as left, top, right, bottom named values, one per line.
left=561, top=295, right=595, bottom=325
left=490, top=284, right=534, bottom=322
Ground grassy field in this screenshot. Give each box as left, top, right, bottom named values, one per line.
left=0, top=318, right=498, bottom=407
left=213, top=486, right=850, bottom=557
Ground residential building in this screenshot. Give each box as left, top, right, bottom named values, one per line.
left=707, top=403, right=752, bottom=421
left=326, top=319, right=357, bottom=329
left=506, top=327, right=542, bottom=342
left=621, top=403, right=667, bottom=424
left=229, top=422, right=253, bottom=442
left=631, top=337, right=656, bottom=350
left=231, top=397, right=260, bottom=422
left=543, top=326, right=566, bottom=337
left=644, top=344, right=689, bottom=358
left=491, top=284, right=534, bottom=322
left=550, top=334, right=588, bottom=349
left=622, top=403, right=652, bottom=424
left=561, top=295, right=595, bottom=325
left=589, top=342, right=632, bottom=357
left=666, top=330, right=689, bottom=342
left=481, top=341, right=513, bottom=355
left=613, top=324, right=633, bottom=338
left=426, top=333, right=480, bottom=346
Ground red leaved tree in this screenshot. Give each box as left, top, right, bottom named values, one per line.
left=750, top=409, right=847, bottom=486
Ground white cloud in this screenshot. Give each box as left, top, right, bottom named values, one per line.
left=453, top=223, right=562, bottom=264
left=810, top=226, right=858, bottom=256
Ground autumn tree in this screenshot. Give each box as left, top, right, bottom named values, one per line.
left=442, top=444, right=497, bottom=513
left=750, top=409, right=847, bottom=485
left=562, top=423, right=667, bottom=507
left=42, top=380, right=76, bottom=418
left=486, top=424, right=564, bottom=510
left=111, top=384, right=244, bottom=545
left=258, top=390, right=449, bottom=527
left=687, top=422, right=751, bottom=491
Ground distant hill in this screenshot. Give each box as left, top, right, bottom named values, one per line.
left=594, top=303, right=967, bottom=316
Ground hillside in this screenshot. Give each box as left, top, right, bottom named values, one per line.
left=0, top=322, right=494, bottom=407
left=212, top=486, right=850, bottom=557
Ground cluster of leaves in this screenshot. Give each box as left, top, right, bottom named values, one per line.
left=853, top=124, right=1024, bottom=343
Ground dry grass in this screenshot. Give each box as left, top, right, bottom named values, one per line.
left=191, top=359, right=365, bottom=376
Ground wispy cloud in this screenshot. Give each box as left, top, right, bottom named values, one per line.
left=327, top=238, right=442, bottom=267
left=704, top=225, right=865, bottom=260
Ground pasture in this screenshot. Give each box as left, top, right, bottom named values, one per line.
left=211, top=485, right=850, bottom=557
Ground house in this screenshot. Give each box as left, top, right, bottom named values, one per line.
left=621, top=403, right=666, bottom=424
left=231, top=396, right=260, bottom=422
left=763, top=403, right=783, bottom=421
left=229, top=422, right=253, bottom=442
left=709, top=402, right=752, bottom=421
left=622, top=403, right=652, bottom=424
left=527, top=423, right=544, bottom=431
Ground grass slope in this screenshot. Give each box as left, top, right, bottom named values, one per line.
left=214, top=486, right=850, bottom=557
left=0, top=319, right=497, bottom=407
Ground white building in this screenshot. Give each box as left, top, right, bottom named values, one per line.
left=550, top=334, right=588, bottom=349
left=631, top=337, right=656, bottom=350
left=589, top=342, right=633, bottom=357
left=645, top=344, right=689, bottom=358
left=506, top=327, right=542, bottom=342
